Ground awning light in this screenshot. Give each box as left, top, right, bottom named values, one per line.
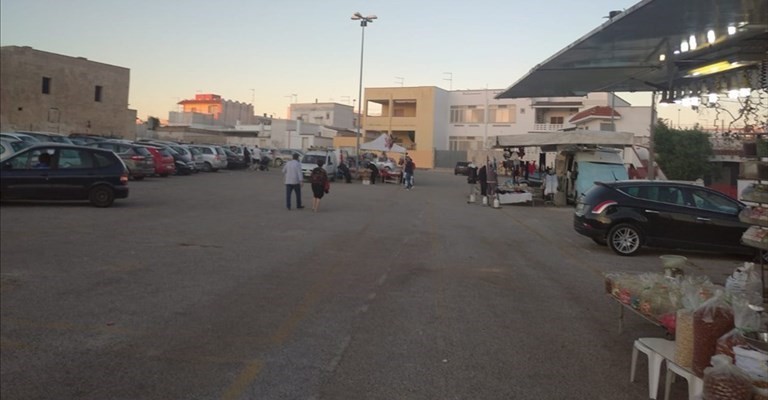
left=727, top=25, right=737, bottom=35
left=707, top=93, right=718, bottom=104
left=659, top=54, right=666, bottom=61
left=706, top=30, right=716, bottom=44
left=739, top=88, right=751, bottom=97
left=688, top=35, right=697, bottom=50
left=685, top=60, right=751, bottom=78
left=728, top=90, right=739, bottom=99
left=680, top=40, right=689, bottom=53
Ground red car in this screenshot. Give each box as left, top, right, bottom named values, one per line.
left=143, top=145, right=175, bottom=177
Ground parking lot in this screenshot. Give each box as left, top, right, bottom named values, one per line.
left=0, top=169, right=747, bottom=399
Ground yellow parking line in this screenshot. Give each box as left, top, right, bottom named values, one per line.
left=221, top=360, right=263, bottom=400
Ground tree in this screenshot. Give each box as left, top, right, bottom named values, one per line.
left=654, top=119, right=714, bottom=180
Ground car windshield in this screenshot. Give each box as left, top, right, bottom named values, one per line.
left=171, top=146, right=188, bottom=155
left=302, top=155, right=325, bottom=164
left=134, top=146, right=152, bottom=156
left=188, top=147, right=201, bottom=155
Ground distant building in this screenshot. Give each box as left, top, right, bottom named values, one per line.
left=0, top=45, right=136, bottom=137
left=360, top=86, right=652, bottom=168
left=173, top=93, right=255, bottom=127
left=289, top=102, right=355, bottom=131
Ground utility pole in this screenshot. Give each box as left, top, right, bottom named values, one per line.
left=443, top=72, right=453, bottom=90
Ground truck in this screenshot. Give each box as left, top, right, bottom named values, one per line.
left=556, top=146, right=628, bottom=204
left=300, top=149, right=348, bottom=181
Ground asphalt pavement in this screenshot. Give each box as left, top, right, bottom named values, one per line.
left=0, top=168, right=746, bottom=399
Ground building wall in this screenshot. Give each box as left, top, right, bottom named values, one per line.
left=290, top=103, right=355, bottom=130
left=363, top=86, right=439, bottom=155
left=0, top=45, right=133, bottom=137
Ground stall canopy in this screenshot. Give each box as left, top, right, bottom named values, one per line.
left=360, top=134, right=407, bottom=153
left=496, top=0, right=768, bottom=99
left=491, top=131, right=634, bottom=149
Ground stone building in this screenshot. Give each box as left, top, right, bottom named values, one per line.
left=0, top=45, right=136, bottom=137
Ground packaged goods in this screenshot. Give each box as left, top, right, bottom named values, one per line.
left=702, top=355, right=755, bottom=400
left=677, top=310, right=695, bottom=367
left=716, top=298, right=762, bottom=360
left=734, top=345, right=768, bottom=388
left=693, top=292, right=735, bottom=377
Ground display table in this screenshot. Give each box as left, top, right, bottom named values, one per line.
left=497, top=191, right=533, bottom=205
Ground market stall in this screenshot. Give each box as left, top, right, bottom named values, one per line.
left=605, top=262, right=767, bottom=398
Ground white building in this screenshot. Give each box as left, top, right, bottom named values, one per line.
left=289, top=102, right=355, bottom=131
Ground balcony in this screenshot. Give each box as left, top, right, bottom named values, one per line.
left=532, top=123, right=564, bottom=131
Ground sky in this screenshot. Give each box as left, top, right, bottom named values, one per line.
left=0, top=0, right=683, bottom=123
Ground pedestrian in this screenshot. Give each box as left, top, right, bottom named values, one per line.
left=338, top=161, right=352, bottom=183
left=404, top=157, right=415, bottom=190
left=478, top=164, right=488, bottom=197
left=367, top=162, right=379, bottom=185
left=243, top=146, right=251, bottom=167
left=309, top=159, right=330, bottom=212
left=282, top=153, right=304, bottom=210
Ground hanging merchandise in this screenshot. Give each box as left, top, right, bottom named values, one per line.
left=693, top=290, right=735, bottom=377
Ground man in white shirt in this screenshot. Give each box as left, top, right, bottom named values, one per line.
left=282, top=153, right=304, bottom=210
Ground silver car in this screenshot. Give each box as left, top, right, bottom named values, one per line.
left=191, top=145, right=227, bottom=172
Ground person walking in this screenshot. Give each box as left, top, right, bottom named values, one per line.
left=309, top=159, right=330, bottom=212
left=282, top=153, right=304, bottom=210
left=404, top=157, right=415, bottom=190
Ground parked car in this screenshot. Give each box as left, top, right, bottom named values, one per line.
left=181, top=145, right=205, bottom=172
left=0, top=144, right=129, bottom=207
left=141, top=145, right=176, bottom=177
left=0, top=138, right=32, bottom=160
left=574, top=180, right=751, bottom=257
left=224, top=148, right=247, bottom=169
left=17, top=131, right=74, bottom=144
left=86, top=141, right=155, bottom=180
left=155, top=145, right=193, bottom=175
left=1, top=132, right=41, bottom=145
left=191, top=145, right=227, bottom=172
left=454, top=161, right=469, bottom=175
left=273, top=149, right=303, bottom=167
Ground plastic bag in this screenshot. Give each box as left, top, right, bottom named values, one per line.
left=725, top=262, right=764, bottom=306
left=694, top=291, right=735, bottom=377
left=675, top=276, right=715, bottom=368
left=702, top=354, right=754, bottom=400
left=716, top=297, right=762, bottom=360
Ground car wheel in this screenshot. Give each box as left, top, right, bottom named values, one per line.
left=592, top=237, right=607, bottom=246
left=89, top=185, right=115, bottom=207
left=607, top=223, right=643, bottom=256
left=203, top=162, right=212, bottom=172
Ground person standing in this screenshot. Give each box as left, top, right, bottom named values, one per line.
left=282, top=153, right=304, bottom=210
left=309, top=159, right=330, bottom=212
left=404, top=157, right=415, bottom=190
left=243, top=146, right=251, bottom=167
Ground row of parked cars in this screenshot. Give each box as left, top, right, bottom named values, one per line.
left=0, top=132, right=256, bottom=207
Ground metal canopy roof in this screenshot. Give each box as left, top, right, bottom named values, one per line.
left=497, top=0, right=768, bottom=98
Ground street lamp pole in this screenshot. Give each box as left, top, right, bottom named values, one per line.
left=351, top=12, right=377, bottom=163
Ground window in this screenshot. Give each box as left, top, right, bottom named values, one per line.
left=550, top=116, right=564, bottom=124
left=449, top=105, right=484, bottom=124
left=42, top=77, right=51, bottom=94
left=58, top=149, right=94, bottom=169
left=489, top=105, right=515, bottom=123
left=95, top=86, right=103, bottom=102
left=93, top=152, right=117, bottom=168
left=690, top=189, right=739, bottom=214
left=11, top=148, right=54, bottom=170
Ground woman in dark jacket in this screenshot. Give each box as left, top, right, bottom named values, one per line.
left=478, top=165, right=488, bottom=196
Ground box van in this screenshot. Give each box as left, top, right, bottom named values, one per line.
left=556, top=147, right=628, bottom=203
left=301, top=149, right=348, bottom=181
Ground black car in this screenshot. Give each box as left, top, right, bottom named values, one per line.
left=454, top=161, right=470, bottom=175
left=224, top=149, right=247, bottom=169
left=574, top=180, right=750, bottom=256
left=1, top=144, right=129, bottom=207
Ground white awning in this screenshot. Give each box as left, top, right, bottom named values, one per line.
left=490, top=131, right=635, bottom=148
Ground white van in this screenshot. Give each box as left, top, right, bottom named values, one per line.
left=301, top=150, right=338, bottom=181
left=556, top=147, right=628, bottom=203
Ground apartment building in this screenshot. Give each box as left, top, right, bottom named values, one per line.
left=360, top=86, right=651, bottom=168
left=0, top=45, right=136, bottom=137
left=289, top=102, right=355, bottom=131
left=174, top=93, right=256, bottom=127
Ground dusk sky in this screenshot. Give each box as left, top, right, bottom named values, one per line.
left=1, top=0, right=694, bottom=124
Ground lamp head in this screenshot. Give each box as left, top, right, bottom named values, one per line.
left=351, top=12, right=363, bottom=20
left=366, top=15, right=378, bottom=20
